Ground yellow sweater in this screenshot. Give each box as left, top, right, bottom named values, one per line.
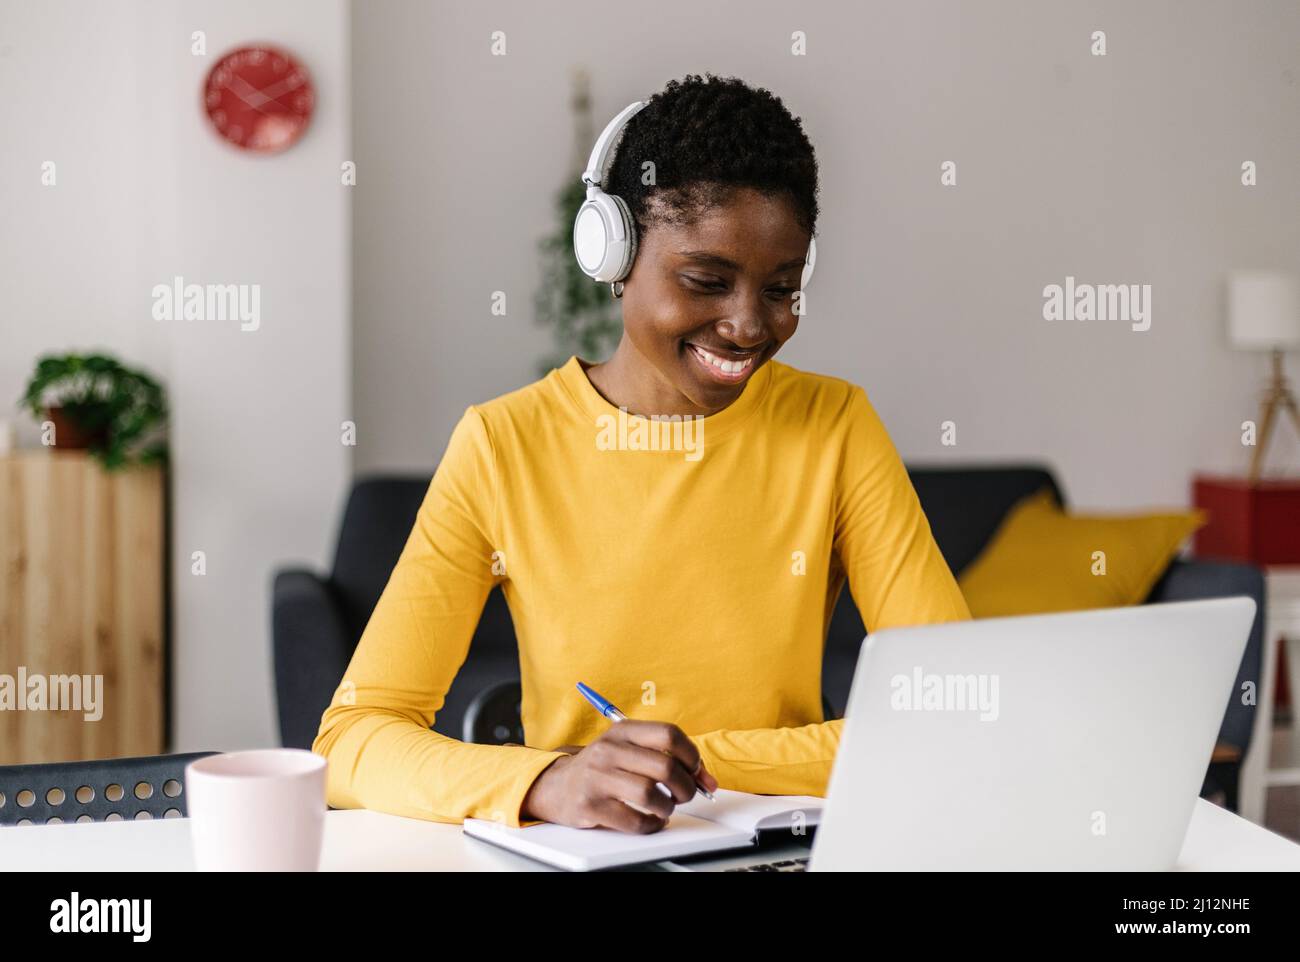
left=312, top=356, right=970, bottom=826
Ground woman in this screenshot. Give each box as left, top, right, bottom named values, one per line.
left=312, top=74, right=970, bottom=833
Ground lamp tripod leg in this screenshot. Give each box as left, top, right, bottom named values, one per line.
left=1249, top=348, right=1300, bottom=483
left=1282, top=392, right=1300, bottom=446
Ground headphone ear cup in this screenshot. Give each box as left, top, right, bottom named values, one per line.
left=573, top=192, right=637, bottom=282
left=606, top=193, right=637, bottom=283
left=573, top=199, right=610, bottom=279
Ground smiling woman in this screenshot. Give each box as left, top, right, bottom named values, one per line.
left=603, top=187, right=810, bottom=404
left=311, top=73, right=971, bottom=836
left=580, top=75, right=819, bottom=417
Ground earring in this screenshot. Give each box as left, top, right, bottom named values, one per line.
left=610, top=281, right=625, bottom=299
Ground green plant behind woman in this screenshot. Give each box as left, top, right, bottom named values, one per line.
left=20, top=352, right=168, bottom=470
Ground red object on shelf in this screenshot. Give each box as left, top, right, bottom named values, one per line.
left=1192, top=475, right=1300, bottom=565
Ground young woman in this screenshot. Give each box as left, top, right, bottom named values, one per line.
left=313, top=74, right=970, bottom=834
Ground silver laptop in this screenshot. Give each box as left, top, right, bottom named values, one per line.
left=663, top=597, right=1255, bottom=871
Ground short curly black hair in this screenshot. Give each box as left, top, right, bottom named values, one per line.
left=604, top=73, right=819, bottom=242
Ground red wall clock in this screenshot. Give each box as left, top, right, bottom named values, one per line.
left=203, top=45, right=314, bottom=153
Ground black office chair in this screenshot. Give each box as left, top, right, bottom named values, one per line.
left=464, top=681, right=526, bottom=745
left=0, top=752, right=219, bottom=826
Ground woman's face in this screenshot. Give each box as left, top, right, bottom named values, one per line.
left=619, top=186, right=811, bottom=413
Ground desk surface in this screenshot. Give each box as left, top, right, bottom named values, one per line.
left=3, top=798, right=1299, bottom=871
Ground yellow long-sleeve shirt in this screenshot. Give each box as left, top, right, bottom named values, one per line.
left=312, top=355, right=970, bottom=826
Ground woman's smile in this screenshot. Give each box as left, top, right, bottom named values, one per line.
left=684, top=341, right=765, bottom=386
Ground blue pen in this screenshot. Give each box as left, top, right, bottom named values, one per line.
left=576, top=681, right=715, bottom=801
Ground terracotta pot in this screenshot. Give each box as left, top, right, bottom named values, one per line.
left=45, top=407, right=109, bottom=450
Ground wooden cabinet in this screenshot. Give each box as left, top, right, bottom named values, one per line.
left=0, top=451, right=165, bottom=764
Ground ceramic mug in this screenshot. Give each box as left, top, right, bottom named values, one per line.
left=186, top=749, right=327, bottom=871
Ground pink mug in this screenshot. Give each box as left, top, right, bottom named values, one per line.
left=186, top=749, right=327, bottom=871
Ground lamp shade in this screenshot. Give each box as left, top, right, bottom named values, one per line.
left=1228, top=270, right=1300, bottom=351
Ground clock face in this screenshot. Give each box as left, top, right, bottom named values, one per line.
left=203, top=45, right=314, bottom=153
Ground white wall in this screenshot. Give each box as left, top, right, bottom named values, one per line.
left=0, top=1, right=168, bottom=442
left=1, top=0, right=352, bottom=752
left=150, top=0, right=352, bottom=753
left=351, top=0, right=1300, bottom=504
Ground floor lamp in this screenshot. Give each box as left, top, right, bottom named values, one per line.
left=1229, top=270, right=1300, bottom=482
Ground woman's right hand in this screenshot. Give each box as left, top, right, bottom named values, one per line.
left=520, top=720, right=719, bottom=833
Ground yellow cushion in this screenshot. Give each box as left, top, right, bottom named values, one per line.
left=957, top=488, right=1207, bottom=618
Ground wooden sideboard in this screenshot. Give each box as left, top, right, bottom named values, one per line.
left=0, top=451, right=165, bottom=764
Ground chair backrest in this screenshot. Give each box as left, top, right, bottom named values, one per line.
left=329, top=475, right=521, bottom=658
left=329, top=477, right=431, bottom=642
left=0, top=751, right=218, bottom=826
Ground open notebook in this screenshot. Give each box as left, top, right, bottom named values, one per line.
left=463, top=789, right=823, bottom=871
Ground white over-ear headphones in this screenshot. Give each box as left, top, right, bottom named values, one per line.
left=572, top=100, right=817, bottom=298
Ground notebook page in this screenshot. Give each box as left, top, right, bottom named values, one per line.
left=463, top=812, right=754, bottom=871
left=676, top=788, right=824, bottom=834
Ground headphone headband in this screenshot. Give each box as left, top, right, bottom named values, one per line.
left=581, top=100, right=648, bottom=197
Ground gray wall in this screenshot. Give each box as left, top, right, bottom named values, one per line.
left=352, top=0, right=1300, bottom=504
left=1, top=0, right=352, bottom=752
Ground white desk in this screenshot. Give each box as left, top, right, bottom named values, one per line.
left=3, top=798, right=1299, bottom=871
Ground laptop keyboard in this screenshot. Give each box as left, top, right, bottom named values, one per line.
left=723, top=856, right=810, bottom=872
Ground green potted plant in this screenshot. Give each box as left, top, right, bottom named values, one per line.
left=20, top=353, right=168, bottom=470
